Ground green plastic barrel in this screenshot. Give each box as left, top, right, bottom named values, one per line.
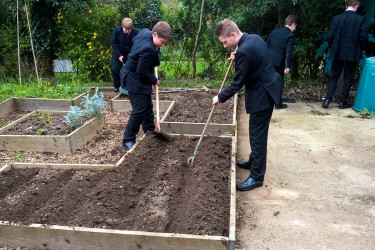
left=353, top=57, right=375, bottom=112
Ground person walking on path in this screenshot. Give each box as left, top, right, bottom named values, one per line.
left=121, top=21, right=172, bottom=150
left=111, top=18, right=139, bottom=93
left=267, top=15, right=298, bottom=109
left=212, top=19, right=282, bottom=191
left=322, top=0, right=368, bottom=109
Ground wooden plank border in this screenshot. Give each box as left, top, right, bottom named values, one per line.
left=0, top=111, right=105, bottom=154
left=0, top=134, right=237, bottom=250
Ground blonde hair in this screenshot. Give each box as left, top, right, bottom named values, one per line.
left=215, top=18, right=240, bottom=37
left=121, top=18, right=133, bottom=29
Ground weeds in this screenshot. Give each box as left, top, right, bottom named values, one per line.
left=359, top=108, right=375, bottom=118
left=310, top=108, right=330, bottom=116
left=11, top=153, right=26, bottom=161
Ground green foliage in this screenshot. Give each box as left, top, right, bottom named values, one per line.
left=36, top=128, right=47, bottom=135
left=57, top=1, right=120, bottom=81
left=64, top=106, right=85, bottom=129
left=310, top=108, right=329, bottom=116
left=38, top=109, right=51, bottom=126
left=359, top=108, right=375, bottom=118
left=11, top=153, right=26, bottom=161
left=120, top=0, right=162, bottom=29
left=80, top=87, right=107, bottom=118
left=0, top=77, right=96, bottom=101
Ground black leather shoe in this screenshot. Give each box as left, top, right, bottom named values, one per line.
left=123, top=141, right=135, bottom=150
left=322, top=98, right=330, bottom=108
left=236, top=160, right=251, bottom=170
left=339, top=102, right=352, bottom=109
left=236, top=177, right=263, bottom=191
left=275, top=103, right=288, bottom=109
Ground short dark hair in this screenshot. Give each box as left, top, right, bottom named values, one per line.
left=346, top=0, right=359, bottom=8
left=215, top=18, right=240, bottom=37
left=152, top=21, right=172, bottom=40
left=285, top=15, right=298, bottom=26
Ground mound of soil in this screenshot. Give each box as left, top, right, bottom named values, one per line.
left=0, top=134, right=232, bottom=236
left=117, top=90, right=234, bottom=123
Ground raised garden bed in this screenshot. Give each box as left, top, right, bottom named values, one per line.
left=0, top=111, right=105, bottom=154
left=112, top=90, right=237, bottom=136
left=0, top=111, right=128, bottom=168
left=0, top=95, right=85, bottom=117
left=0, top=133, right=236, bottom=250
left=0, top=111, right=29, bottom=129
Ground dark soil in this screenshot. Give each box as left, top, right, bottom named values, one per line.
left=2, top=112, right=74, bottom=135
left=0, top=111, right=129, bottom=166
left=0, top=134, right=232, bottom=236
left=117, top=89, right=234, bottom=123
left=0, top=111, right=29, bottom=129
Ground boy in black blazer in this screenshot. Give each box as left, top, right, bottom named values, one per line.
left=213, top=19, right=282, bottom=191
left=121, top=21, right=172, bottom=150
left=267, top=15, right=297, bottom=109
left=110, top=18, right=139, bottom=92
left=322, top=0, right=368, bottom=109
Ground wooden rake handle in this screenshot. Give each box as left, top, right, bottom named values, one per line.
left=188, top=48, right=237, bottom=165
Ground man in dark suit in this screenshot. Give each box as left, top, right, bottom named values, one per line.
left=121, top=21, right=172, bottom=150
left=111, top=18, right=139, bottom=93
left=322, top=0, right=368, bottom=109
left=267, top=15, right=298, bottom=109
left=213, top=19, right=282, bottom=191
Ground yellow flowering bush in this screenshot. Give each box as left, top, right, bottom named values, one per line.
left=57, top=3, right=120, bottom=81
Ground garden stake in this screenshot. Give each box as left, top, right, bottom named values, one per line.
left=155, top=67, right=161, bottom=132
left=187, top=48, right=237, bottom=166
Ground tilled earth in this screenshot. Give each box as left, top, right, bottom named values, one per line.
left=0, top=90, right=235, bottom=249
left=0, top=134, right=232, bottom=236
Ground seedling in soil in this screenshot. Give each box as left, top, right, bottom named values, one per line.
left=36, top=128, right=47, bottom=135
left=39, top=109, right=51, bottom=126
left=11, top=153, right=26, bottom=161
left=1, top=121, right=10, bottom=127
left=345, top=114, right=355, bottom=119
left=310, top=108, right=329, bottom=116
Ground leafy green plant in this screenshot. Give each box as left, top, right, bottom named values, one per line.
left=359, top=108, right=375, bottom=118
left=36, top=128, right=47, bottom=135
left=39, top=109, right=51, bottom=126
left=310, top=108, right=329, bottom=116
left=1, top=121, right=10, bottom=127
left=80, top=87, right=107, bottom=118
left=11, top=153, right=26, bottom=161
left=64, top=106, right=85, bottom=129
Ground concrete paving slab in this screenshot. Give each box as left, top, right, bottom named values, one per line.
left=235, top=97, right=375, bottom=250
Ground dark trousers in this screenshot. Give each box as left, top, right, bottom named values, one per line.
left=111, top=58, right=124, bottom=88
left=274, top=65, right=285, bottom=104
left=248, top=107, right=274, bottom=182
left=123, top=91, right=155, bottom=144
left=325, top=59, right=358, bottom=102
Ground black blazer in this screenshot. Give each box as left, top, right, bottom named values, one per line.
left=110, top=25, right=140, bottom=60
left=219, top=33, right=282, bottom=114
left=326, top=10, right=368, bottom=61
left=266, top=26, right=296, bottom=68
left=120, top=29, right=160, bottom=95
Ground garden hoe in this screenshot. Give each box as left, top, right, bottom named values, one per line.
left=187, top=48, right=237, bottom=166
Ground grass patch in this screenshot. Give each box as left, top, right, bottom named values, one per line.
left=310, top=108, right=329, bottom=116
left=359, top=108, right=375, bottom=119
left=11, top=153, right=26, bottom=161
